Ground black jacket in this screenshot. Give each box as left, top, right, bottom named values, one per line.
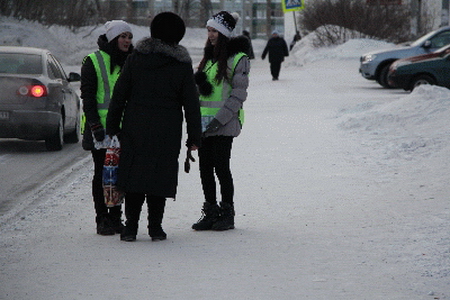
left=262, top=36, right=289, bottom=63
left=106, top=38, right=202, bottom=197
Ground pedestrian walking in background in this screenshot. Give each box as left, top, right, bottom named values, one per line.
left=261, top=30, right=289, bottom=80
left=81, top=20, right=133, bottom=235
left=192, top=11, right=250, bottom=231
left=106, top=12, right=202, bottom=242
left=290, top=31, right=302, bottom=51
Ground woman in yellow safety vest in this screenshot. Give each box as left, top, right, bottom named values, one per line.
left=80, top=20, right=133, bottom=236
left=192, top=11, right=250, bottom=231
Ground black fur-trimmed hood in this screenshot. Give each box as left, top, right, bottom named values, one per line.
left=227, top=35, right=251, bottom=58
left=135, top=37, right=192, bottom=64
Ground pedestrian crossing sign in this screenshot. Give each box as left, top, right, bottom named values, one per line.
left=282, top=0, right=304, bottom=13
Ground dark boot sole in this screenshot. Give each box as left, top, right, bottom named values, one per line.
left=212, top=225, right=235, bottom=231
left=151, top=236, right=167, bottom=241
left=120, top=235, right=136, bottom=242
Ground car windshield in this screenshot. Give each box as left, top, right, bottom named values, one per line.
left=0, top=53, right=42, bottom=74
left=410, top=29, right=442, bottom=47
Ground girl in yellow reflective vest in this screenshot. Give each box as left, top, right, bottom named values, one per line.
left=80, top=20, right=133, bottom=236
left=192, top=11, right=250, bottom=231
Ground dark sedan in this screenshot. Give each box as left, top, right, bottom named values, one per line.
left=388, top=44, right=450, bottom=91
left=0, top=46, right=81, bottom=151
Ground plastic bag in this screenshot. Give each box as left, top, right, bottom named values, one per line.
left=103, top=136, right=124, bottom=207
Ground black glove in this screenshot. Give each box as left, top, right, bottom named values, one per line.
left=194, top=71, right=213, bottom=96
left=90, top=123, right=105, bottom=142
left=204, top=118, right=222, bottom=134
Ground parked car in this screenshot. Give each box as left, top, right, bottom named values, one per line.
left=387, top=44, right=450, bottom=91
left=359, top=26, right=450, bottom=88
left=0, top=46, right=81, bottom=151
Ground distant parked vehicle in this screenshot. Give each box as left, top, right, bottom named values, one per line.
left=359, top=26, right=450, bottom=88
left=387, top=44, right=450, bottom=91
left=0, top=46, right=81, bottom=151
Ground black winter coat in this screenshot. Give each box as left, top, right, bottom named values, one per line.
left=106, top=38, right=202, bottom=198
left=262, top=36, right=289, bottom=63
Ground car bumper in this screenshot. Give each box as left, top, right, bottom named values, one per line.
left=387, top=74, right=411, bottom=90
left=0, top=110, right=61, bottom=140
left=359, top=64, right=376, bottom=80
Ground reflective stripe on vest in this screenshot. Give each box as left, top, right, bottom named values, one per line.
left=199, top=52, right=246, bottom=125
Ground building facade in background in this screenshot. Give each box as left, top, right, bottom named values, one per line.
left=101, top=0, right=285, bottom=38
left=101, top=0, right=450, bottom=40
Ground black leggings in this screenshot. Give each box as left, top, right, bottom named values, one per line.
left=198, top=136, right=234, bottom=205
left=270, top=61, right=282, bottom=79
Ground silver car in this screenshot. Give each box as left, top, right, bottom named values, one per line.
left=359, top=26, right=450, bottom=88
left=0, top=46, right=81, bottom=151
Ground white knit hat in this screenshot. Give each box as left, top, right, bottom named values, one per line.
left=206, top=11, right=239, bottom=38
left=105, top=20, right=132, bottom=42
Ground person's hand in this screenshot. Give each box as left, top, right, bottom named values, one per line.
left=204, top=118, right=222, bottom=134
left=90, top=123, right=105, bottom=142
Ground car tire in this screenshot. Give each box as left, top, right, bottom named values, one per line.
left=45, top=116, right=64, bottom=151
left=377, top=64, right=393, bottom=88
left=64, top=116, right=80, bottom=144
left=409, top=74, right=436, bottom=91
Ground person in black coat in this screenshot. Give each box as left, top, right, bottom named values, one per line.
left=106, top=12, right=202, bottom=242
left=261, top=30, right=289, bottom=80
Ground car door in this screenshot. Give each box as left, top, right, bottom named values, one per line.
left=435, top=54, right=450, bottom=88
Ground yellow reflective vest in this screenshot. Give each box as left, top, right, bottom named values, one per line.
left=81, top=50, right=121, bottom=132
left=199, top=52, right=246, bottom=131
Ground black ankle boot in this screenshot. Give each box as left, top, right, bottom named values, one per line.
left=96, top=213, right=115, bottom=236
left=120, top=224, right=137, bottom=242
left=148, top=226, right=167, bottom=241
left=147, top=196, right=167, bottom=241
left=192, top=202, right=220, bottom=231
left=212, top=202, right=235, bottom=231
left=120, top=193, right=144, bottom=242
left=109, top=207, right=124, bottom=234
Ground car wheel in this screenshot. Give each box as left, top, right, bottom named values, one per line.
left=409, top=74, right=436, bottom=91
left=377, top=64, right=393, bottom=88
left=45, top=116, right=64, bottom=151
left=64, top=116, right=80, bottom=144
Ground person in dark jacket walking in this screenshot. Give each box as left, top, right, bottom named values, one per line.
left=81, top=20, right=133, bottom=236
left=191, top=11, right=250, bottom=231
left=106, top=12, right=202, bottom=242
left=261, top=30, right=289, bottom=80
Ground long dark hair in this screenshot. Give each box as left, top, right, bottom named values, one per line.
left=198, top=32, right=230, bottom=83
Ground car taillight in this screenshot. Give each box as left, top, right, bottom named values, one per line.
left=17, top=84, right=47, bottom=97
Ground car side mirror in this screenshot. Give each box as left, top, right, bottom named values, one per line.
left=423, top=40, right=432, bottom=48
left=68, top=72, right=81, bottom=82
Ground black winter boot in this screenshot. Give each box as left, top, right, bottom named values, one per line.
left=147, top=196, right=167, bottom=241
left=109, top=206, right=124, bottom=234
left=120, top=224, right=138, bottom=242
left=192, top=202, right=220, bottom=231
left=96, top=213, right=115, bottom=236
left=120, top=194, right=143, bottom=242
left=212, top=202, right=235, bottom=231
